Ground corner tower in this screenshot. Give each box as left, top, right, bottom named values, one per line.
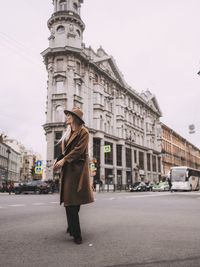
left=48, top=0, right=84, bottom=49
left=42, top=0, right=85, bottom=180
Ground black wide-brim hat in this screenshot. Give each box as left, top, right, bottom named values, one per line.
left=64, top=107, right=85, bottom=124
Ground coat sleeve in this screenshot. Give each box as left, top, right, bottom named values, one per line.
left=63, top=129, right=89, bottom=163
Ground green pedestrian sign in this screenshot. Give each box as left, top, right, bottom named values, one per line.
left=104, top=145, right=111, bottom=153
left=35, top=166, right=43, bottom=174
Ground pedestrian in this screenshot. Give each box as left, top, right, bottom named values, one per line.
left=53, top=107, right=94, bottom=244
left=167, top=177, right=173, bottom=192
left=8, top=181, right=13, bottom=195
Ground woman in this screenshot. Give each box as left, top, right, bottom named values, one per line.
left=53, top=107, right=94, bottom=244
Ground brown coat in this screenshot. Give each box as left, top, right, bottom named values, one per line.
left=60, top=126, right=94, bottom=206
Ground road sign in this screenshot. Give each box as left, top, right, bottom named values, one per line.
left=104, top=145, right=111, bottom=153
left=35, top=166, right=43, bottom=174
left=36, top=160, right=42, bottom=167
left=188, top=124, right=195, bottom=134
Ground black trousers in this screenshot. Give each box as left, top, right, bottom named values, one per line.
left=65, top=205, right=81, bottom=239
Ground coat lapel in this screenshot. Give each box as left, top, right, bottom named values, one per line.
left=64, top=126, right=83, bottom=152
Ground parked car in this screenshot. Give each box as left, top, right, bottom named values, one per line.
left=152, top=181, right=169, bottom=192
left=14, top=180, right=50, bottom=194
left=129, top=182, right=147, bottom=192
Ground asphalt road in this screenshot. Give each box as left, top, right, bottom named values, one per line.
left=1, top=191, right=200, bottom=267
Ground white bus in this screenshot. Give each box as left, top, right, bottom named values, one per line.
left=170, top=166, right=200, bottom=191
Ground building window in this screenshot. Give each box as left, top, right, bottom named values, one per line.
left=158, top=157, right=161, bottom=172
left=56, top=58, right=64, bottom=71
left=117, top=170, right=122, bottom=186
left=75, top=83, right=82, bottom=96
left=126, top=148, right=131, bottom=168
left=152, top=155, right=157, bottom=172
left=134, top=150, right=137, bottom=163
left=139, top=151, right=144, bottom=170
left=93, top=138, right=101, bottom=181
left=126, top=171, right=131, bottom=185
left=104, top=141, right=113, bottom=165
left=59, top=0, right=67, bottom=11
left=55, top=106, right=64, bottom=122
left=116, top=145, right=122, bottom=166
left=147, top=153, right=151, bottom=171
left=73, top=101, right=82, bottom=109
left=56, top=81, right=64, bottom=93
left=73, top=2, right=78, bottom=11
left=76, top=61, right=81, bottom=75
left=57, top=25, right=65, bottom=34
left=76, top=30, right=80, bottom=38
left=54, top=132, right=62, bottom=159
left=105, top=168, right=113, bottom=184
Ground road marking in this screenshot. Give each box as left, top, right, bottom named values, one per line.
left=32, top=202, right=45, bottom=205
left=125, top=193, right=172, bottom=198
left=50, top=202, right=59, bottom=204
left=8, top=204, right=26, bottom=207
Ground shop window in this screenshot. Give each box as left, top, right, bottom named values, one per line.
left=117, top=145, right=122, bottom=166
left=139, top=151, right=144, bottom=170
left=126, top=148, right=131, bottom=168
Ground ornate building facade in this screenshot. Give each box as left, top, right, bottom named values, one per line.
left=161, top=123, right=200, bottom=176
left=42, top=0, right=163, bottom=186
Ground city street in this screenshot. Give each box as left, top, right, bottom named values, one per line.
left=1, top=191, right=200, bottom=267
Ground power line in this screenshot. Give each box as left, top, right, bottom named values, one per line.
left=0, top=32, right=43, bottom=70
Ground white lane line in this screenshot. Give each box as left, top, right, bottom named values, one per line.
left=50, top=202, right=59, bottom=204
left=99, top=193, right=172, bottom=201
left=8, top=204, right=26, bottom=207
left=32, top=203, right=45, bottom=206
left=124, top=193, right=172, bottom=199
left=0, top=206, right=4, bottom=209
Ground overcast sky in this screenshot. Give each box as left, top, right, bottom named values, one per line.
left=0, top=0, right=200, bottom=159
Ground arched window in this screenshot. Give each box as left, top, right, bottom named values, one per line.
left=76, top=29, right=81, bottom=38
left=57, top=25, right=65, bottom=34
left=100, top=115, right=103, bottom=129
left=107, top=121, right=110, bottom=134
left=55, top=106, right=64, bottom=122
left=59, top=0, right=67, bottom=11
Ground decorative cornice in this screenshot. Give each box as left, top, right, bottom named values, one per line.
left=48, top=11, right=85, bottom=31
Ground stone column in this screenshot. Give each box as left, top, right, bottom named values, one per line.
left=113, top=141, right=117, bottom=185
left=121, top=143, right=126, bottom=187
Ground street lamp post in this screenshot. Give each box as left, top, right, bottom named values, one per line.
left=6, top=148, right=11, bottom=183
left=127, top=135, right=135, bottom=187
